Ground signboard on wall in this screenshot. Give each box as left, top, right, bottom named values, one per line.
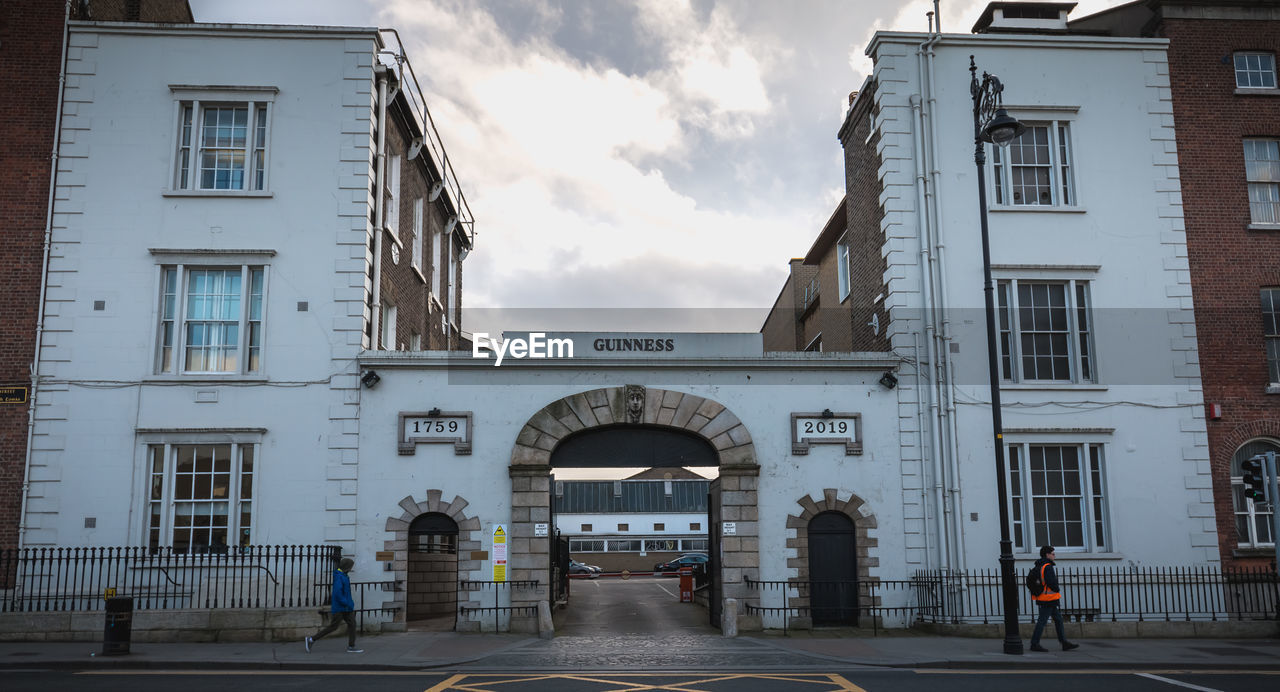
left=397, top=410, right=473, bottom=455
left=492, top=524, right=507, bottom=582
left=791, top=411, right=862, bottom=456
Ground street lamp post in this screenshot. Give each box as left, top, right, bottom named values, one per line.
left=969, top=55, right=1026, bottom=656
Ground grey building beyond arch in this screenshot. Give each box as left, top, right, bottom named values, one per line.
left=507, top=386, right=761, bottom=632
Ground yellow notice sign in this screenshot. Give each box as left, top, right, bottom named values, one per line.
left=103, top=587, right=117, bottom=600
left=493, top=524, right=508, bottom=583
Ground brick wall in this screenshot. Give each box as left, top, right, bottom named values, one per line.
left=840, top=88, right=890, bottom=353
left=0, top=1, right=65, bottom=551
left=1158, top=16, right=1280, bottom=567
left=760, top=267, right=799, bottom=351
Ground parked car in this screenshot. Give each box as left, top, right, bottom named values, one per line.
left=569, top=559, right=602, bottom=578
left=653, top=553, right=708, bottom=574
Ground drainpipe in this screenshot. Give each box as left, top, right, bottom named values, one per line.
left=17, top=0, right=72, bottom=552
left=913, top=333, right=933, bottom=572
left=922, top=30, right=969, bottom=574
left=910, top=89, right=949, bottom=572
left=370, top=65, right=389, bottom=349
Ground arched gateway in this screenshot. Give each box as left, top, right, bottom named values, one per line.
left=507, top=386, right=761, bottom=631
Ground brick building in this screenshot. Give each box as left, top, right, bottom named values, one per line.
left=0, top=1, right=193, bottom=551
left=1073, top=0, right=1279, bottom=566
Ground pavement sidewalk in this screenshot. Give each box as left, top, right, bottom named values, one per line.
left=0, top=631, right=1276, bottom=671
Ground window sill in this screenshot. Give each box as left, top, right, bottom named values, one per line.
left=430, top=294, right=443, bottom=311
left=1247, top=223, right=1280, bottom=231
left=384, top=227, right=402, bottom=248
left=1234, top=87, right=1280, bottom=96
left=1266, top=385, right=1280, bottom=395
left=162, top=190, right=273, bottom=198
left=1002, top=383, right=1108, bottom=391
left=1232, top=546, right=1276, bottom=558
left=144, top=375, right=269, bottom=384
left=1016, top=552, right=1124, bottom=561
left=989, top=205, right=1086, bottom=214
left=411, top=266, right=427, bottom=284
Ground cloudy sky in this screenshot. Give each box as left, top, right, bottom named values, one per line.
left=188, top=0, right=1131, bottom=335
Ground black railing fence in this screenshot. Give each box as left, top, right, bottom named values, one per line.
left=914, top=566, right=1279, bottom=624
left=744, top=577, right=918, bottom=634
left=459, top=579, right=540, bottom=631
left=1, top=545, right=341, bottom=612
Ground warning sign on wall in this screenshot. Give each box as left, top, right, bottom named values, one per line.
left=493, top=524, right=507, bottom=583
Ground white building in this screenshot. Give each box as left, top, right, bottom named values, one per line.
left=838, top=1, right=1218, bottom=577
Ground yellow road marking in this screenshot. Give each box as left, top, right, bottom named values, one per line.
left=425, top=673, right=468, bottom=691
left=415, top=672, right=866, bottom=692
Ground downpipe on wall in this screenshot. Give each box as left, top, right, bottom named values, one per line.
left=370, top=65, right=389, bottom=348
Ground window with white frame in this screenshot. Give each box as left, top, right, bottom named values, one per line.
left=438, top=230, right=449, bottom=308
left=997, top=279, right=1095, bottom=383
left=381, top=302, right=397, bottom=350
left=410, top=330, right=421, bottom=351
left=412, top=198, right=424, bottom=273
left=171, top=87, right=275, bottom=193
left=385, top=155, right=401, bottom=233
left=1007, top=442, right=1109, bottom=552
left=1244, top=139, right=1280, bottom=225
left=1232, top=440, right=1276, bottom=548
left=1264, top=288, right=1280, bottom=385
left=1235, top=52, right=1277, bottom=89
left=991, top=121, right=1074, bottom=207
left=446, top=236, right=457, bottom=326
left=147, top=442, right=255, bottom=553
left=158, top=265, right=265, bottom=375
left=837, top=239, right=851, bottom=301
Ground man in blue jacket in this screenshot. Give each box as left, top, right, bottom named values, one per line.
left=305, top=557, right=361, bottom=653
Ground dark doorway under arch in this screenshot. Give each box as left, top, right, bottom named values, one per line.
left=408, top=512, right=458, bottom=627
left=807, top=511, right=858, bottom=626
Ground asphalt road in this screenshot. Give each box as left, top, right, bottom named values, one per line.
left=5, top=669, right=1279, bottom=692
left=555, top=574, right=715, bottom=636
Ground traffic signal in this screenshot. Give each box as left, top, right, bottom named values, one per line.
left=1241, top=456, right=1267, bottom=502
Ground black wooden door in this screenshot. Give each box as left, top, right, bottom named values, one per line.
left=808, top=511, right=857, bottom=625
left=707, top=478, right=721, bottom=628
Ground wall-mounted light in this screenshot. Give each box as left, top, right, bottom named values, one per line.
left=878, top=371, right=898, bottom=390
left=360, top=370, right=381, bottom=389
left=427, top=407, right=441, bottom=417
left=821, top=408, right=834, bottom=419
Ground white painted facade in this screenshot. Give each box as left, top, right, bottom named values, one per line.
left=859, top=28, right=1217, bottom=573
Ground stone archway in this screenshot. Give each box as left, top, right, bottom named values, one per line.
left=784, top=489, right=878, bottom=629
left=507, top=386, right=761, bottom=633
left=381, top=490, right=480, bottom=631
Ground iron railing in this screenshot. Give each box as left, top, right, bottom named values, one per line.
left=913, top=566, right=1279, bottom=624
left=459, top=579, right=540, bottom=631
left=744, top=577, right=919, bottom=634
left=1, top=545, right=340, bottom=612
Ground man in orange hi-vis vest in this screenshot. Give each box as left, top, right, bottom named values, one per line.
left=1030, top=546, right=1080, bottom=652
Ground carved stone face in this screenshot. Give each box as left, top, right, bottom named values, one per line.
left=627, top=389, right=644, bottom=413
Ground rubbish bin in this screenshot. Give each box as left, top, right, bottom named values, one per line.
left=102, top=596, right=133, bottom=656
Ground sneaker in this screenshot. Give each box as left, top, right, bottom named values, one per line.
left=1029, top=644, right=1049, bottom=652
left=1062, top=642, right=1079, bottom=651
left=346, top=647, right=363, bottom=653
left=304, top=636, right=313, bottom=653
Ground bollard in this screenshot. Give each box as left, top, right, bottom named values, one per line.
left=679, top=567, right=693, bottom=603
left=721, top=597, right=739, bottom=638
left=102, top=597, right=134, bottom=656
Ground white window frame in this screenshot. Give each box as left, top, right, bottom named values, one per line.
left=151, top=252, right=271, bottom=378
left=837, top=238, right=851, bottom=301
left=412, top=198, right=424, bottom=274
left=1235, top=52, right=1277, bottom=89
left=1231, top=440, right=1277, bottom=548
left=1006, top=441, right=1110, bottom=554
left=991, top=120, right=1075, bottom=207
left=139, top=430, right=263, bottom=554
left=168, top=86, right=276, bottom=195
left=381, top=302, right=397, bottom=350
left=996, top=278, right=1096, bottom=383
left=386, top=154, right=401, bottom=234
left=1244, top=139, right=1280, bottom=226
left=410, top=330, right=421, bottom=351
left=1264, top=288, right=1280, bottom=386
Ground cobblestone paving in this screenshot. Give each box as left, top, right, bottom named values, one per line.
left=462, top=634, right=823, bottom=670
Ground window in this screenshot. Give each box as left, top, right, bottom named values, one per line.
left=1235, top=52, right=1276, bottom=89
left=1007, top=443, right=1109, bottom=552
left=644, top=539, right=678, bottom=552
left=653, top=523, right=665, bottom=531
left=837, top=239, right=851, bottom=301
left=147, top=442, right=254, bottom=553
left=992, top=122, right=1074, bottom=206
left=385, top=155, right=401, bottom=233
left=412, top=198, right=424, bottom=273
left=446, top=236, right=457, bottom=326
left=1232, top=440, right=1276, bottom=548
left=607, top=539, right=641, bottom=552
left=1245, top=139, right=1280, bottom=225
left=681, top=538, right=708, bottom=552
left=439, top=231, right=450, bottom=311
left=381, top=302, right=396, bottom=350
left=689, top=522, right=701, bottom=531
left=410, top=330, right=421, bottom=351
left=569, top=538, right=603, bottom=552
left=617, top=523, right=629, bottom=532
left=1264, top=289, right=1280, bottom=384
left=171, top=88, right=274, bottom=193
left=158, top=265, right=265, bottom=375
left=580, top=523, right=592, bottom=532
left=997, top=279, right=1095, bottom=383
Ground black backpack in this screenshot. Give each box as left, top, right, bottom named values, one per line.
left=1025, top=564, right=1045, bottom=596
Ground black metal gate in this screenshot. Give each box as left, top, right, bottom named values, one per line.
left=707, top=478, right=721, bottom=628
left=549, top=479, right=569, bottom=604
left=808, top=511, right=858, bottom=625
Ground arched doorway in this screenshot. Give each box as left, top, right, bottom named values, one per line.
left=407, top=512, right=458, bottom=627
left=807, top=511, right=858, bottom=626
